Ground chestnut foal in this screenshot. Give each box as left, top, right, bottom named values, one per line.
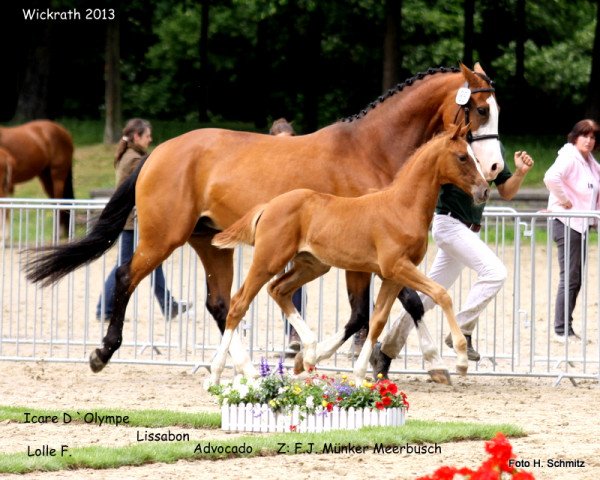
left=209, top=124, right=489, bottom=385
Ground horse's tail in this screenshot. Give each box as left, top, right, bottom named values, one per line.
left=212, top=205, right=266, bottom=249
left=24, top=157, right=148, bottom=287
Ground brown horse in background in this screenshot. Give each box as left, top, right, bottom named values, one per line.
left=0, top=147, right=15, bottom=197
left=25, top=64, right=503, bottom=377
left=0, top=120, right=74, bottom=234
left=209, top=125, right=489, bottom=384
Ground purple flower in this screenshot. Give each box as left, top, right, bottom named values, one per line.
left=259, top=357, right=271, bottom=377
left=277, top=356, right=285, bottom=376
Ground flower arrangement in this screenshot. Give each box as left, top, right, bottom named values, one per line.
left=208, top=358, right=409, bottom=432
left=417, top=432, right=535, bottom=480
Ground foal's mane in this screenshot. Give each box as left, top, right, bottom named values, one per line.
left=341, top=66, right=460, bottom=123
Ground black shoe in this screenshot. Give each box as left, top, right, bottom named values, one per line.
left=369, top=342, right=391, bottom=379
left=168, top=301, right=192, bottom=320
left=445, top=333, right=480, bottom=362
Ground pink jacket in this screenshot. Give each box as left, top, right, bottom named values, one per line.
left=544, top=143, right=600, bottom=233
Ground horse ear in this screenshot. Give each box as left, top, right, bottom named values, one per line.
left=460, top=123, right=470, bottom=138
left=473, top=62, right=487, bottom=76
left=459, top=63, right=479, bottom=85
left=449, top=123, right=462, bottom=140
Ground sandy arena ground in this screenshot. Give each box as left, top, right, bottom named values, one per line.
left=0, top=360, right=599, bottom=480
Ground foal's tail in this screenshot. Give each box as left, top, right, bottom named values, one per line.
left=24, top=157, right=148, bottom=287
left=212, top=205, right=266, bottom=249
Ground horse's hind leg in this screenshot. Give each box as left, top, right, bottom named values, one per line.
left=267, top=253, right=330, bottom=371
left=188, top=230, right=255, bottom=376
left=296, top=270, right=370, bottom=370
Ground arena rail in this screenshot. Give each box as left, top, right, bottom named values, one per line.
left=1, top=198, right=599, bottom=386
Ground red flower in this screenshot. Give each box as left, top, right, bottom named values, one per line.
left=326, top=402, right=334, bottom=412
left=375, top=401, right=384, bottom=410
left=289, top=425, right=297, bottom=432
left=485, top=432, right=515, bottom=468
left=381, top=395, right=392, bottom=407
left=387, top=382, right=398, bottom=395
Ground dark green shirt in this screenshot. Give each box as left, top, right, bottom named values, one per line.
left=435, top=161, right=512, bottom=225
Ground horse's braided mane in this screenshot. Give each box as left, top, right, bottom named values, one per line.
left=341, top=66, right=461, bottom=123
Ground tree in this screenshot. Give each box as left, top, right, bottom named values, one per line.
left=382, top=0, right=403, bottom=91
left=587, top=0, right=600, bottom=119
left=463, top=0, right=474, bottom=67
left=198, top=1, right=210, bottom=122
left=104, top=19, right=122, bottom=144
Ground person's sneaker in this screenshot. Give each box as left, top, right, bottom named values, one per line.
left=168, top=301, right=192, bottom=320
left=369, top=342, right=391, bottom=379
left=288, top=329, right=301, bottom=352
left=445, top=333, right=481, bottom=362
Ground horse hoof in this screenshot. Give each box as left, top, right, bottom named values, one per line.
left=428, top=369, right=452, bottom=385
left=456, top=365, right=468, bottom=376
left=293, top=352, right=305, bottom=374
left=89, top=349, right=106, bottom=373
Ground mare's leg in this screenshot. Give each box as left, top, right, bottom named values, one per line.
left=372, top=288, right=450, bottom=384
left=89, top=237, right=178, bottom=372
left=353, top=279, right=401, bottom=383
left=188, top=229, right=254, bottom=375
left=90, top=187, right=198, bottom=372
left=303, top=271, right=371, bottom=367
left=267, top=253, right=330, bottom=371
left=388, top=260, right=468, bottom=375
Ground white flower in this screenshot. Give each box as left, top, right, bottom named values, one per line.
left=306, top=396, right=314, bottom=409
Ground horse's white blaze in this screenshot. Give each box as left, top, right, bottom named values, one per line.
left=470, top=95, right=504, bottom=181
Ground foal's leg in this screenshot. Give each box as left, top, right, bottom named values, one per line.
left=267, top=253, right=331, bottom=371
left=398, top=288, right=450, bottom=384
left=208, top=264, right=277, bottom=385
left=353, top=279, right=401, bottom=383
left=389, top=261, right=468, bottom=375
left=188, top=231, right=255, bottom=376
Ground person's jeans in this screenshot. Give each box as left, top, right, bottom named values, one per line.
left=96, top=230, right=173, bottom=319
left=552, top=220, right=586, bottom=335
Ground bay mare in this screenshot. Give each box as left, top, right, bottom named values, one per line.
left=25, top=64, right=503, bottom=380
left=0, top=120, right=74, bottom=235
left=210, top=125, right=490, bottom=384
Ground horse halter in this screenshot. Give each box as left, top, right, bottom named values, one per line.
left=453, top=74, right=499, bottom=144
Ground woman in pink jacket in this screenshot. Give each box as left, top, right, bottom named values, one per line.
left=544, top=119, right=600, bottom=342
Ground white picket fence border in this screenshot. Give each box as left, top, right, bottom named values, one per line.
left=221, top=403, right=406, bottom=433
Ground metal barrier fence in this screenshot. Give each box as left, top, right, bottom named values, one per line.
left=1, top=198, right=599, bottom=385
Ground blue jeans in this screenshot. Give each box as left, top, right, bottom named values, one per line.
left=96, top=230, right=173, bottom=319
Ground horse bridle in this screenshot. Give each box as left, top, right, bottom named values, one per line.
left=454, top=73, right=499, bottom=144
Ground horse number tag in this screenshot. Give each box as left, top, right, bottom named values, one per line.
left=455, top=88, right=471, bottom=105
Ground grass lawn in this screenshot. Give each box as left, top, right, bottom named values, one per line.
left=0, top=405, right=524, bottom=474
